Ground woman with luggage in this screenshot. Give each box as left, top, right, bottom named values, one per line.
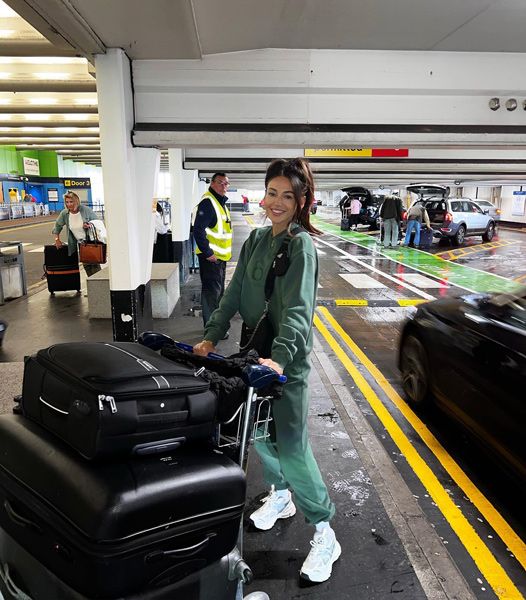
left=194, top=158, right=340, bottom=584
left=52, top=190, right=102, bottom=277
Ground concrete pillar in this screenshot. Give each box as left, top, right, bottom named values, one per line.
left=95, top=48, right=160, bottom=341
left=168, top=150, right=200, bottom=283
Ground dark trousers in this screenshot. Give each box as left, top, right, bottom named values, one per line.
left=198, top=255, right=226, bottom=326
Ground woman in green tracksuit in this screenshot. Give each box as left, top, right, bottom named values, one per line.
left=194, top=158, right=340, bottom=583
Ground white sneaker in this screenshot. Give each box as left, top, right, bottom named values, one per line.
left=249, top=486, right=296, bottom=531
left=300, top=528, right=342, bottom=583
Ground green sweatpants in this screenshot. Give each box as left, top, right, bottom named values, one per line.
left=254, top=356, right=335, bottom=524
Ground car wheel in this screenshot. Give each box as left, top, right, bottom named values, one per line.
left=400, top=334, right=430, bottom=407
left=482, top=223, right=495, bottom=242
left=453, top=225, right=466, bottom=246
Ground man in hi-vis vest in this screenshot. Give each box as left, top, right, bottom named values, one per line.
left=193, top=173, right=233, bottom=330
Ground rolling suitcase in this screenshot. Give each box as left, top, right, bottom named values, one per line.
left=418, top=226, right=434, bottom=249
left=0, top=320, right=6, bottom=347
left=0, top=415, right=246, bottom=599
left=340, top=217, right=350, bottom=231
left=0, top=529, right=238, bottom=600
left=19, top=341, right=217, bottom=459
left=44, top=245, right=81, bottom=294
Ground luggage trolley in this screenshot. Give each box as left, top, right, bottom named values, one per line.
left=139, top=334, right=286, bottom=600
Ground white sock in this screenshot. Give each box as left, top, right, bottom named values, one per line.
left=315, top=521, right=333, bottom=535
left=274, top=488, right=289, bottom=499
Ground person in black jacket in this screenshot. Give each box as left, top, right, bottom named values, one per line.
left=379, top=195, right=403, bottom=248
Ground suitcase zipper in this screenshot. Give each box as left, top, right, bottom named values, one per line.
left=98, top=394, right=117, bottom=413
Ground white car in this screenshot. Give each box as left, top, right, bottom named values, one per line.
left=473, top=199, right=501, bottom=221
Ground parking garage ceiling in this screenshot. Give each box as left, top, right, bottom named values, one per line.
left=3, top=0, right=526, bottom=188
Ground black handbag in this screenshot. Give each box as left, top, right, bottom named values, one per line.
left=239, top=229, right=301, bottom=357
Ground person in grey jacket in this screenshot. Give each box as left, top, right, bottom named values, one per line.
left=403, top=203, right=431, bottom=247
left=52, top=191, right=102, bottom=277
left=379, top=194, right=403, bottom=248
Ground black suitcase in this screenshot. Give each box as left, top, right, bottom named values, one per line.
left=0, top=320, right=6, bottom=347
left=340, top=217, right=350, bottom=231
left=0, top=415, right=245, bottom=599
left=418, top=227, right=434, bottom=249
left=20, top=341, right=217, bottom=459
left=44, top=245, right=81, bottom=293
left=0, top=529, right=238, bottom=600
left=152, top=232, right=175, bottom=263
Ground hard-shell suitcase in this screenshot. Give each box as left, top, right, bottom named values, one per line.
left=20, top=341, right=217, bottom=459
left=0, top=529, right=238, bottom=600
left=418, top=226, right=434, bottom=249
left=0, top=415, right=246, bottom=599
left=44, top=245, right=81, bottom=294
left=340, top=217, right=350, bottom=231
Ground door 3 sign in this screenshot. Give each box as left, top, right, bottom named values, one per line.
left=62, top=178, right=91, bottom=188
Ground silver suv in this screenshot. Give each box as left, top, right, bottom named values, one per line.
left=406, top=185, right=496, bottom=246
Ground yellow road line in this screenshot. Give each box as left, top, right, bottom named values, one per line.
left=436, top=239, right=519, bottom=261
left=397, top=299, right=428, bottom=307
left=315, top=309, right=525, bottom=599
left=316, top=307, right=526, bottom=590
left=335, top=299, right=369, bottom=306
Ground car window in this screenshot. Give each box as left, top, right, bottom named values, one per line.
left=460, top=201, right=471, bottom=212
left=423, top=200, right=446, bottom=211
left=470, top=203, right=482, bottom=214
left=450, top=201, right=462, bottom=212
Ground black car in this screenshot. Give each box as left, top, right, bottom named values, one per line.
left=398, top=287, right=526, bottom=483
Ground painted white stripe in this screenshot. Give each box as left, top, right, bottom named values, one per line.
left=28, top=246, right=44, bottom=253
left=339, top=273, right=386, bottom=289
left=316, top=237, right=435, bottom=300
left=396, top=273, right=448, bottom=289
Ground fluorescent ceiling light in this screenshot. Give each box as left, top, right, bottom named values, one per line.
left=64, top=114, right=90, bottom=121
left=0, top=57, right=86, bottom=65
left=34, top=72, right=71, bottom=80
left=0, top=99, right=11, bottom=105
left=29, top=98, right=58, bottom=105
left=21, top=127, right=45, bottom=132
left=24, top=114, right=51, bottom=120
left=0, top=30, right=16, bottom=37
left=0, top=2, right=18, bottom=17
left=0, top=72, right=11, bottom=79
left=74, top=98, right=97, bottom=105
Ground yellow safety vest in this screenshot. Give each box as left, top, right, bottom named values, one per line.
left=195, top=191, right=233, bottom=261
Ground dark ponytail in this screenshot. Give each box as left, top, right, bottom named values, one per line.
left=264, top=158, right=320, bottom=235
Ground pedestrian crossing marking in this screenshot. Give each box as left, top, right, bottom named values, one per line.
left=28, top=246, right=44, bottom=253
left=395, top=273, right=447, bottom=288
left=339, top=273, right=386, bottom=289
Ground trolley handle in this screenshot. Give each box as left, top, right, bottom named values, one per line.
left=173, top=342, right=287, bottom=387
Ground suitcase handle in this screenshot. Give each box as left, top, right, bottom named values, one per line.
left=4, top=500, right=43, bottom=535
left=145, top=533, right=216, bottom=563
left=0, top=563, right=33, bottom=600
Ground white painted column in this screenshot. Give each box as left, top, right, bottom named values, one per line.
left=95, top=48, right=160, bottom=340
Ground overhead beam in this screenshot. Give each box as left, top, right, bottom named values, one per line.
left=0, top=39, right=77, bottom=56
left=0, top=81, right=96, bottom=93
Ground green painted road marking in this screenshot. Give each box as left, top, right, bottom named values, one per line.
left=313, top=218, right=522, bottom=294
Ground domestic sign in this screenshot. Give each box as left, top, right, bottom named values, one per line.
left=23, top=157, right=40, bottom=176
left=62, top=178, right=91, bottom=189
left=305, top=148, right=409, bottom=158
